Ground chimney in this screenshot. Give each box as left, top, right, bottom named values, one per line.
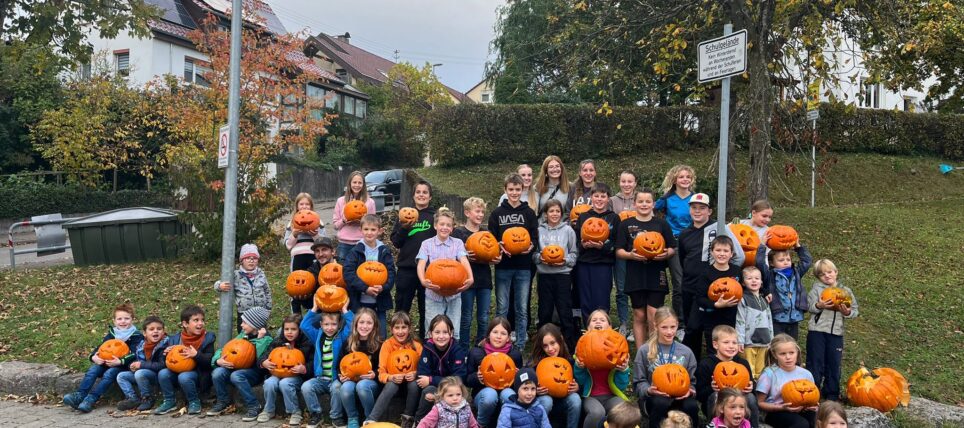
left=336, top=32, right=351, bottom=44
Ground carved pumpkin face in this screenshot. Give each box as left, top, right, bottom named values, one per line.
left=743, top=250, right=757, bottom=268
left=781, top=379, right=821, bottom=407
left=713, top=361, right=751, bottom=390
left=820, top=287, right=853, bottom=307
left=387, top=349, right=420, bottom=375
left=398, top=207, right=419, bottom=225
left=728, top=223, right=761, bottom=251
left=222, top=338, right=256, bottom=369
left=618, top=210, right=636, bottom=221
left=286, top=270, right=317, bottom=299
left=314, top=284, right=349, bottom=312
left=536, top=356, right=574, bottom=398
left=165, top=345, right=197, bottom=373
left=357, top=261, right=389, bottom=287
left=320, top=262, right=346, bottom=287
left=707, top=277, right=743, bottom=302
left=480, top=352, right=518, bottom=390
left=425, top=259, right=468, bottom=297
left=575, top=329, right=629, bottom=371
left=344, top=200, right=368, bottom=222
left=569, top=204, right=591, bottom=223
left=541, top=245, right=566, bottom=265
left=633, top=231, right=666, bottom=259
left=292, top=210, right=320, bottom=232
left=466, top=231, right=500, bottom=263
left=580, top=217, right=610, bottom=243
left=97, top=339, right=130, bottom=361
left=268, top=344, right=306, bottom=378
left=767, top=225, right=799, bottom=250
left=339, top=351, right=373, bottom=381
left=501, top=227, right=531, bottom=255
left=653, top=363, right=691, bottom=397
left=846, top=366, right=910, bottom=413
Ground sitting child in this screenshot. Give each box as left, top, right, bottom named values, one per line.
left=417, top=376, right=480, bottom=428
left=116, top=315, right=169, bottom=411
left=497, top=368, right=551, bottom=428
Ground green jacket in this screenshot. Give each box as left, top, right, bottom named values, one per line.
left=211, top=332, right=273, bottom=368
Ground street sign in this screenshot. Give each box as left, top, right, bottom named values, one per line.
left=217, top=124, right=229, bottom=169
left=807, top=109, right=819, bottom=121
left=698, top=29, right=747, bottom=83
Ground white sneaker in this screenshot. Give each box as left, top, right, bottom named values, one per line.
left=289, top=413, right=303, bottom=426
left=510, top=331, right=517, bottom=343
left=619, top=325, right=634, bottom=342
left=675, top=329, right=685, bottom=342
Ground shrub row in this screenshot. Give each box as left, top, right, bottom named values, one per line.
left=0, top=183, right=171, bottom=219
left=816, top=103, right=964, bottom=159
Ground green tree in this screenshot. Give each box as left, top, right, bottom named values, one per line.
left=0, top=42, right=64, bottom=172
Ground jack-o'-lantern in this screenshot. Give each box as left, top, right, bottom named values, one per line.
left=387, top=349, right=420, bottom=375
left=268, top=344, right=306, bottom=378
left=536, top=357, right=574, bottom=398
left=364, top=423, right=401, bottom=428
left=286, top=270, right=317, bottom=299
left=502, top=227, right=531, bottom=255
left=652, top=363, right=691, bottom=397
left=292, top=210, right=320, bottom=232
left=707, top=277, right=743, bottom=302
left=480, top=352, right=518, bottom=390
left=344, top=200, right=368, bottom=222
left=540, top=245, right=566, bottom=265
left=575, top=329, right=629, bottom=371
left=320, top=262, right=346, bottom=287
left=743, top=250, right=757, bottom=267
left=357, top=261, right=389, bottom=287
left=97, top=339, right=130, bottom=361
left=425, top=259, right=468, bottom=297
left=221, top=338, right=256, bottom=369
left=314, top=284, right=349, bottom=312
left=633, top=231, right=665, bottom=259
left=729, top=223, right=761, bottom=251
left=581, top=217, right=610, bottom=243
left=569, top=204, right=591, bottom=223
left=398, top=207, right=419, bottom=225
left=165, top=345, right=196, bottom=373
left=340, top=351, right=373, bottom=381
left=820, top=287, right=853, bottom=308
left=466, top=231, right=500, bottom=263
left=782, top=379, right=821, bottom=407
left=619, top=210, right=636, bottom=221
left=767, top=225, right=799, bottom=250
left=846, top=366, right=910, bottom=413
left=713, top=361, right=751, bottom=390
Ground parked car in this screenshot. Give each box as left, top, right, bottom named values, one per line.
left=365, top=169, right=403, bottom=198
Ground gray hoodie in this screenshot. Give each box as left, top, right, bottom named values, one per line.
left=532, top=219, right=579, bottom=274
left=808, top=281, right=858, bottom=336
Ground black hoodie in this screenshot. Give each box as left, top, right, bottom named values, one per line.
left=573, top=209, right=620, bottom=264
left=487, top=200, right=539, bottom=270
left=391, top=206, right=436, bottom=268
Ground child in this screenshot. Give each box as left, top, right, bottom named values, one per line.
left=632, top=307, right=699, bottom=428
left=417, top=376, right=480, bottom=428
left=693, top=236, right=743, bottom=357
left=257, top=313, right=313, bottom=425
left=565, top=159, right=602, bottom=213
left=756, top=232, right=811, bottom=339
left=453, top=197, right=499, bottom=349
left=708, top=388, right=751, bottom=428
left=529, top=324, right=581, bottom=428
left=415, top=315, right=469, bottom=422
left=155, top=305, right=216, bottom=415
left=755, top=334, right=817, bottom=428
left=695, top=326, right=759, bottom=427
left=815, top=401, right=848, bottom=428
left=655, top=165, right=696, bottom=324
left=740, top=200, right=772, bottom=244
left=615, top=188, right=676, bottom=345
left=216, top=243, right=272, bottom=332
left=578, top=310, right=631, bottom=428
left=658, top=411, right=692, bottom=428
left=301, top=299, right=353, bottom=428
left=367, top=312, right=424, bottom=428
left=488, top=173, right=539, bottom=351
left=467, top=317, right=525, bottom=427
left=532, top=155, right=570, bottom=218
left=64, top=303, right=144, bottom=413
left=333, top=171, right=377, bottom=263
left=392, top=180, right=436, bottom=337
left=344, top=213, right=396, bottom=338
left=735, top=266, right=772, bottom=379
left=208, top=306, right=273, bottom=421
left=611, top=170, right=639, bottom=339
left=285, top=192, right=324, bottom=271
left=532, top=199, right=579, bottom=347
left=573, top=183, right=620, bottom=323
left=496, top=368, right=551, bottom=428
left=418, top=207, right=475, bottom=338
left=304, top=236, right=337, bottom=313
left=116, top=315, right=169, bottom=411
left=499, top=164, right=537, bottom=211
left=807, top=259, right=858, bottom=401
left=334, top=308, right=382, bottom=428
left=606, top=401, right=642, bottom=428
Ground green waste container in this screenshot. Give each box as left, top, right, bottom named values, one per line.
left=63, top=207, right=186, bottom=266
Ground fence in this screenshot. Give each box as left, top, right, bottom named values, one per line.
left=275, top=162, right=356, bottom=201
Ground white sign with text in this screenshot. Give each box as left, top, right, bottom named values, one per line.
left=698, top=29, right=747, bottom=83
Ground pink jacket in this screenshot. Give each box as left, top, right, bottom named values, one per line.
left=709, top=417, right=750, bottom=428
left=417, top=399, right=479, bottom=428
left=332, top=196, right=376, bottom=245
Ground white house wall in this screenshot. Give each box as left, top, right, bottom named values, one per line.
left=87, top=30, right=208, bottom=87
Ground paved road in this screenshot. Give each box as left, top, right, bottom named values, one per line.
left=0, top=400, right=291, bottom=427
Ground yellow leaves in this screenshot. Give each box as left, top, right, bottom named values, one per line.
left=574, top=1, right=587, bottom=11
left=673, top=84, right=681, bottom=92
left=902, top=42, right=916, bottom=53
left=596, top=102, right=613, bottom=116
left=944, top=1, right=954, bottom=11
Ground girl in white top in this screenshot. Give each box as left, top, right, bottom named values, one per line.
left=755, top=334, right=817, bottom=428
left=532, top=155, right=570, bottom=217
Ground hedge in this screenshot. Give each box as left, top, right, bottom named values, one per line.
left=0, top=183, right=172, bottom=219
left=816, top=103, right=964, bottom=160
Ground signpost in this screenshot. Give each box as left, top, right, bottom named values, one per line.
left=217, top=125, right=229, bottom=169
left=807, top=108, right=819, bottom=207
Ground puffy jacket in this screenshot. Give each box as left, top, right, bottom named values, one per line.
left=213, top=267, right=272, bottom=313
left=302, top=310, right=354, bottom=379
left=756, top=244, right=811, bottom=322
left=417, top=398, right=480, bottom=428
left=496, top=395, right=551, bottom=428
left=736, top=293, right=773, bottom=347
left=417, top=340, right=468, bottom=387
left=88, top=326, right=145, bottom=368
left=807, top=281, right=858, bottom=336
left=343, top=240, right=396, bottom=312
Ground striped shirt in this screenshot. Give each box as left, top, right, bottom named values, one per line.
left=320, top=336, right=335, bottom=379
left=416, top=236, right=467, bottom=302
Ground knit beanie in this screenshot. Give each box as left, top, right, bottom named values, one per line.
left=513, top=367, right=538, bottom=391
left=241, top=306, right=270, bottom=330
left=239, top=243, right=260, bottom=260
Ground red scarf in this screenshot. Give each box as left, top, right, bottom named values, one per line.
left=143, top=334, right=166, bottom=360
left=181, top=329, right=206, bottom=351
left=483, top=340, right=512, bottom=355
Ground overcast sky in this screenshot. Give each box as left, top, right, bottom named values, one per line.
left=269, top=0, right=505, bottom=92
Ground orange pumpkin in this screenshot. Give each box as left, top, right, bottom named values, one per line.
left=480, top=352, right=518, bottom=390
left=268, top=344, right=306, bottom=378
left=782, top=379, right=820, bottom=407
left=320, top=262, right=346, bottom=287
left=465, top=231, right=500, bottom=263
left=707, top=277, right=743, bottom=302
left=569, top=204, right=591, bottom=223
left=652, top=363, right=691, bottom=397
left=820, top=287, right=853, bottom=307
left=339, top=351, right=373, bottom=381
left=580, top=217, right=610, bottom=243
left=221, top=339, right=256, bottom=369
left=501, top=227, right=531, bottom=255
left=97, top=339, right=130, bottom=361
left=743, top=250, right=757, bottom=268
left=767, top=225, right=799, bottom=250
left=314, top=284, right=349, bottom=312
left=387, top=349, right=420, bottom=375
left=713, top=361, right=751, bottom=390
left=728, top=223, right=761, bottom=251
left=357, top=261, right=389, bottom=287
left=292, top=210, right=320, bottom=232
left=425, top=259, right=468, bottom=297
left=364, top=424, right=401, bottom=428
left=286, top=270, right=317, bottom=299
left=618, top=210, right=637, bottom=221
left=846, top=366, right=910, bottom=413
left=575, top=328, right=630, bottom=371
left=165, top=345, right=197, bottom=373
left=536, top=356, right=574, bottom=398
left=540, top=245, right=566, bottom=265
left=398, top=207, right=419, bottom=225
left=344, top=200, right=368, bottom=222
left=633, top=231, right=665, bottom=259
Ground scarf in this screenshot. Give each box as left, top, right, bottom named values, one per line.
left=112, top=325, right=138, bottom=342
left=181, top=329, right=206, bottom=350
left=144, top=334, right=166, bottom=360
left=483, top=340, right=512, bottom=355
left=776, top=266, right=794, bottom=278
left=241, top=266, right=258, bottom=280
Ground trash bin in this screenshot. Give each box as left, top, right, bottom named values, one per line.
left=370, top=191, right=387, bottom=213
left=63, top=207, right=186, bottom=266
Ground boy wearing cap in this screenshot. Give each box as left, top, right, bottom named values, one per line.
left=299, top=236, right=337, bottom=314
left=208, top=306, right=274, bottom=421
left=216, top=243, right=272, bottom=331
left=497, top=368, right=551, bottom=428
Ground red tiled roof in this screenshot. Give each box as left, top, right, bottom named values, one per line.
left=149, top=19, right=193, bottom=39
left=284, top=50, right=345, bottom=85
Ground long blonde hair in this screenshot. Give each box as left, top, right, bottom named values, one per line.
left=343, top=171, right=369, bottom=201
left=765, top=333, right=802, bottom=368
left=347, top=308, right=382, bottom=355
left=534, top=155, right=570, bottom=197
left=646, top=307, right=679, bottom=362
left=660, top=165, right=696, bottom=197
left=294, top=192, right=315, bottom=211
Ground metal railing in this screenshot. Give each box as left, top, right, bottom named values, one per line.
left=7, top=214, right=78, bottom=268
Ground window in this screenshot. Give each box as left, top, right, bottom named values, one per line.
left=78, top=63, right=92, bottom=81
left=307, top=84, right=327, bottom=120
left=356, top=100, right=367, bottom=118
left=860, top=78, right=879, bottom=109
left=183, top=58, right=210, bottom=87
left=114, top=51, right=130, bottom=77
left=325, top=92, right=340, bottom=110
left=344, top=96, right=355, bottom=116
left=481, top=93, right=491, bottom=103
left=903, top=97, right=916, bottom=112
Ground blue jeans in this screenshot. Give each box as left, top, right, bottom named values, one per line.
left=213, top=367, right=263, bottom=410
left=263, top=375, right=304, bottom=414
left=474, top=387, right=515, bottom=427
left=336, top=379, right=380, bottom=421
left=77, top=364, right=123, bottom=401
left=336, top=243, right=355, bottom=264
left=158, top=369, right=200, bottom=403
left=495, top=269, right=531, bottom=350
left=302, top=377, right=344, bottom=419
left=424, top=297, right=462, bottom=341
left=117, top=369, right=159, bottom=400
left=460, top=287, right=491, bottom=349
left=614, top=258, right=629, bottom=326
left=536, top=393, right=583, bottom=428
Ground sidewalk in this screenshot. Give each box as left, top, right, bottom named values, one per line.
left=0, top=399, right=269, bottom=427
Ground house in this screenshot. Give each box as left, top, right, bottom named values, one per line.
left=465, top=79, right=495, bottom=104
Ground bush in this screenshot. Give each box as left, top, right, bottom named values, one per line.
left=816, top=102, right=964, bottom=159
left=0, top=179, right=171, bottom=219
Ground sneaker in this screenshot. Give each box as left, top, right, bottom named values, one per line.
left=306, top=412, right=323, bottom=428
left=136, top=397, right=154, bottom=412
left=510, top=331, right=517, bottom=343
left=619, top=325, right=634, bottom=342
left=256, top=410, right=272, bottom=422
left=117, top=398, right=140, bottom=411
left=187, top=400, right=202, bottom=415
left=289, top=413, right=304, bottom=426
left=154, top=399, right=178, bottom=415
left=206, top=401, right=230, bottom=416
left=347, top=417, right=360, bottom=428
left=400, top=414, right=415, bottom=428
left=241, top=407, right=260, bottom=422
left=63, top=392, right=83, bottom=410
left=333, top=417, right=348, bottom=428
left=675, top=328, right=685, bottom=342
left=77, top=396, right=96, bottom=413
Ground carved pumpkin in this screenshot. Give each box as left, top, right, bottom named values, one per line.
left=364, top=423, right=401, bottom=428
left=580, top=217, right=610, bottom=243
left=540, top=245, right=566, bottom=265
left=292, top=210, right=320, bottom=232
left=618, top=210, right=637, bottom=221
left=707, top=277, right=744, bottom=302
left=465, top=231, right=500, bottom=263
left=344, top=200, right=368, bottom=222
left=286, top=270, right=317, bottom=299
left=501, top=227, right=531, bottom=255
left=743, top=250, right=757, bottom=268
left=268, top=344, right=306, bottom=378
left=652, top=363, right=691, bottom=397
left=480, top=352, right=518, bottom=390
left=320, top=262, right=346, bottom=287
left=339, top=351, right=373, bottom=381
left=575, top=328, right=630, bottom=371
left=314, top=284, right=349, bottom=312
left=633, top=231, right=665, bottom=259
left=820, top=287, right=853, bottom=307
left=846, top=366, right=910, bottom=413
left=165, top=345, right=196, bottom=373
left=536, top=356, right=574, bottom=398
left=713, top=361, right=751, bottom=391
left=387, top=349, right=420, bottom=375
left=728, top=223, right=761, bottom=251
left=781, top=379, right=821, bottom=407
left=398, top=207, right=419, bottom=225
left=97, top=339, right=130, bottom=361
left=569, top=204, right=591, bottom=223
left=425, top=259, right=468, bottom=297
left=767, top=225, right=799, bottom=250
left=357, top=261, right=389, bottom=287
left=221, top=338, right=256, bottom=369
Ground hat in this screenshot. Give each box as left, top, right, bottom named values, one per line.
left=689, top=193, right=711, bottom=207
left=311, top=236, right=335, bottom=250
left=239, top=243, right=260, bottom=260
left=241, top=306, right=270, bottom=330
left=513, top=367, right=538, bottom=390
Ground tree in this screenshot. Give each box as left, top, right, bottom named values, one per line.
left=0, top=42, right=63, bottom=172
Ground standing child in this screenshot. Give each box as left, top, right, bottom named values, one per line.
left=418, top=207, right=474, bottom=338
left=154, top=305, right=216, bottom=415
left=300, top=300, right=353, bottom=428
left=632, top=308, right=699, bottom=428
left=756, top=233, right=811, bottom=339
left=417, top=376, right=480, bottom=428
left=393, top=180, right=437, bottom=337
left=415, top=315, right=469, bottom=422
left=333, top=171, right=377, bottom=263
left=258, top=313, right=313, bottom=425
left=467, top=317, right=525, bottom=428
left=815, top=401, right=848, bottom=428
left=693, top=236, right=743, bottom=357
left=529, top=324, right=581, bottom=428
left=655, top=165, right=696, bottom=325
left=755, top=334, right=817, bottom=428
left=368, top=312, right=424, bottom=428
left=565, top=159, right=603, bottom=212
left=216, top=243, right=271, bottom=332
left=532, top=155, right=570, bottom=219
left=64, top=303, right=144, bottom=413
left=695, top=326, right=760, bottom=427
left=606, top=402, right=642, bottom=428
left=499, top=164, right=537, bottom=211
left=344, top=214, right=396, bottom=338
left=453, top=197, right=499, bottom=349
left=496, top=368, right=551, bottom=428
left=735, top=266, right=773, bottom=379
left=573, top=183, right=620, bottom=323
left=708, top=388, right=752, bottom=428
left=578, top=310, right=631, bottom=428
left=285, top=192, right=324, bottom=271
left=304, top=236, right=337, bottom=313
left=532, top=199, right=579, bottom=347
left=611, top=170, right=639, bottom=340
left=116, top=315, right=169, bottom=411
left=334, top=308, right=383, bottom=428
left=208, top=306, right=273, bottom=421
left=740, top=200, right=772, bottom=245
left=807, top=259, right=858, bottom=401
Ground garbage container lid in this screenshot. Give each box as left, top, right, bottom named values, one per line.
left=63, top=207, right=179, bottom=228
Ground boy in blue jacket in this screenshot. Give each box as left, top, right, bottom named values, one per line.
left=343, top=214, right=396, bottom=338
left=301, top=300, right=352, bottom=428
left=154, top=305, right=217, bottom=415
left=116, top=315, right=169, bottom=411
left=756, top=236, right=812, bottom=340
left=497, top=368, right=552, bottom=428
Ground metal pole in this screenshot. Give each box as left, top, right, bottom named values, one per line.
left=716, top=23, right=733, bottom=235
left=217, top=0, right=243, bottom=347
left=811, top=119, right=817, bottom=207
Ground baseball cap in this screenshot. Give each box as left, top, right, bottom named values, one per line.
left=311, top=236, right=335, bottom=250
left=689, top=193, right=711, bottom=207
